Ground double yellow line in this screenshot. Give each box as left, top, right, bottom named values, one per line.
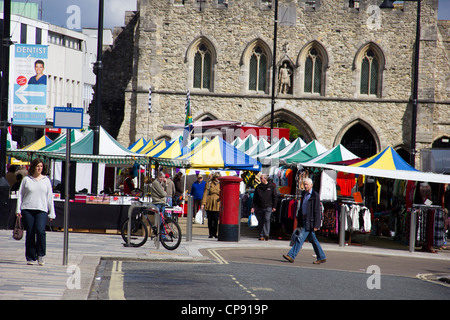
left=109, top=261, right=125, bottom=300
left=207, top=249, right=229, bottom=264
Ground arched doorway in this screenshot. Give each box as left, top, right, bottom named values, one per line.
left=257, top=109, right=316, bottom=143
left=395, top=147, right=410, bottom=163
left=340, top=123, right=377, bottom=159
left=432, top=136, right=450, bottom=149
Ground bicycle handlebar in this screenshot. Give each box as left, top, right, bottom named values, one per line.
left=130, top=198, right=159, bottom=211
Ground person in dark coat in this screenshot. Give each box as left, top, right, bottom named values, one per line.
left=251, top=174, right=277, bottom=241
left=283, top=177, right=327, bottom=264
left=173, top=172, right=184, bottom=205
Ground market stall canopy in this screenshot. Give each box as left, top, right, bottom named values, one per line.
left=8, top=134, right=53, bottom=165
left=179, top=137, right=207, bottom=157
left=262, top=137, right=306, bottom=163
left=22, top=135, right=53, bottom=151
left=303, top=146, right=450, bottom=184
left=152, top=137, right=182, bottom=159
left=246, top=138, right=270, bottom=157
left=236, top=134, right=258, bottom=152
left=300, top=144, right=358, bottom=165
left=254, top=137, right=291, bottom=159
left=156, top=136, right=261, bottom=171
left=188, top=136, right=261, bottom=170
left=8, top=127, right=148, bottom=165
left=136, top=138, right=156, bottom=154
left=232, top=137, right=242, bottom=147
left=349, top=146, right=417, bottom=171
left=163, top=120, right=246, bottom=131
left=144, top=140, right=169, bottom=157
left=40, top=129, right=85, bottom=152
left=128, top=137, right=147, bottom=153
left=283, top=140, right=328, bottom=164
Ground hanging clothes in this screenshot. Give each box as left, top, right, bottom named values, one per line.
left=350, top=205, right=360, bottom=231
left=376, top=180, right=381, bottom=205
left=361, top=206, right=371, bottom=232
left=320, top=170, right=337, bottom=202
left=412, top=205, right=444, bottom=252
left=341, top=204, right=371, bottom=233
left=336, top=172, right=355, bottom=197
left=321, top=202, right=338, bottom=235
left=279, top=168, right=294, bottom=195
left=434, top=208, right=446, bottom=248
left=405, top=181, right=416, bottom=209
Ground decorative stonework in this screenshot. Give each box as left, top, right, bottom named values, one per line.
left=96, top=0, right=449, bottom=169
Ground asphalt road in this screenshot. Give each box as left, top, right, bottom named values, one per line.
left=89, top=247, right=450, bottom=301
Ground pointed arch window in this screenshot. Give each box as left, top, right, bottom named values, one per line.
left=304, top=48, right=322, bottom=94
left=360, top=49, right=379, bottom=95
left=249, top=45, right=268, bottom=92
left=193, top=43, right=212, bottom=90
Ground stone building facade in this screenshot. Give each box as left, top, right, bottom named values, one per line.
left=100, top=0, right=450, bottom=169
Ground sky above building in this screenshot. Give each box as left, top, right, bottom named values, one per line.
left=9, top=0, right=137, bottom=30
left=5, top=0, right=450, bottom=30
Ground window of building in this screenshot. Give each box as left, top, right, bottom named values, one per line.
left=256, top=0, right=272, bottom=10
left=304, top=0, right=321, bottom=11
left=299, top=41, right=327, bottom=96
left=360, top=49, right=379, bottom=95
left=20, top=23, right=27, bottom=44
left=249, top=45, right=268, bottom=92
left=304, top=48, right=322, bottom=94
left=194, top=43, right=212, bottom=90
left=35, top=28, right=42, bottom=44
left=305, top=1, right=317, bottom=9
left=349, top=0, right=360, bottom=9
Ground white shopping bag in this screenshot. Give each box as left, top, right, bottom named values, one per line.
left=248, top=213, right=258, bottom=228
left=194, top=209, right=203, bottom=224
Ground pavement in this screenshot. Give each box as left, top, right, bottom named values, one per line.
left=1, top=218, right=449, bottom=300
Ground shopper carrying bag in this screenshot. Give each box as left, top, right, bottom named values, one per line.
left=16, top=158, right=55, bottom=265
left=12, top=216, right=24, bottom=240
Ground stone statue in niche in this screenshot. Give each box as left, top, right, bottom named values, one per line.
left=278, top=62, right=292, bottom=94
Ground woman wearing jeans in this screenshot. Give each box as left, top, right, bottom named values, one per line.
left=16, top=158, right=55, bottom=265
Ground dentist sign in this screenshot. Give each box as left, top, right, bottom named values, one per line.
left=12, top=44, right=48, bottom=126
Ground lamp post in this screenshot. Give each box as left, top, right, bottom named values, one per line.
left=270, top=0, right=278, bottom=144
left=380, top=0, right=421, bottom=168
left=0, top=0, right=12, bottom=178
left=91, top=0, right=104, bottom=195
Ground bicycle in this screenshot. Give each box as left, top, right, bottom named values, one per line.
left=121, top=201, right=182, bottom=250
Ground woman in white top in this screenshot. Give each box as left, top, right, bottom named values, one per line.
left=16, top=158, right=55, bottom=265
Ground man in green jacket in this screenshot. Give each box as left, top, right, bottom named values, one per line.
left=151, top=172, right=167, bottom=215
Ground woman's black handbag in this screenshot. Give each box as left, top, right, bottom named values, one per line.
left=13, top=216, right=24, bottom=240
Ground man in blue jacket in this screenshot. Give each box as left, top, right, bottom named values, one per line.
left=283, top=178, right=326, bottom=264
left=190, top=174, right=206, bottom=217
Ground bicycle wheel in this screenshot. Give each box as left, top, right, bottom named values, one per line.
left=159, top=218, right=182, bottom=250
left=121, top=217, right=148, bottom=247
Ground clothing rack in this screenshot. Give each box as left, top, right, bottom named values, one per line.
left=338, top=201, right=369, bottom=247
left=409, top=204, right=442, bottom=253
left=279, top=193, right=301, bottom=199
